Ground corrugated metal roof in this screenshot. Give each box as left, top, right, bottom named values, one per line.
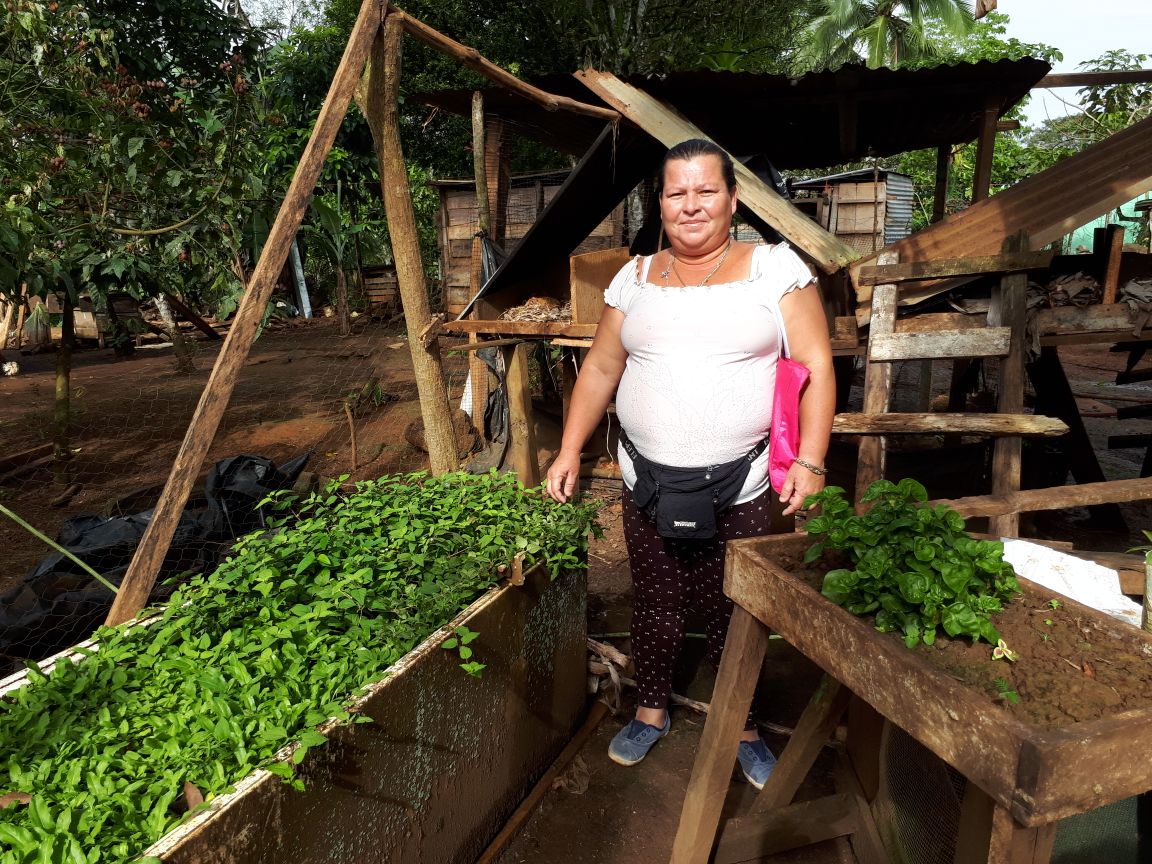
left=792, top=168, right=913, bottom=187
left=420, top=59, right=1050, bottom=170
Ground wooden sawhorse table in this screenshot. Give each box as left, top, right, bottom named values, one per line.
left=670, top=533, right=1152, bottom=864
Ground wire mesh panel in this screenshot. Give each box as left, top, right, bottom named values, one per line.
left=873, top=722, right=967, bottom=864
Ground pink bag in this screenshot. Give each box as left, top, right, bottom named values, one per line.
left=769, top=357, right=809, bottom=493
left=768, top=298, right=809, bottom=493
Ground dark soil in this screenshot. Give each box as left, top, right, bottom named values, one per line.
left=776, top=546, right=1152, bottom=731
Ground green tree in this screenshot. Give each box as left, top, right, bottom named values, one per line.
left=799, top=0, right=976, bottom=70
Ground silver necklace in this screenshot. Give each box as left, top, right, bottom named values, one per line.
left=660, top=239, right=733, bottom=286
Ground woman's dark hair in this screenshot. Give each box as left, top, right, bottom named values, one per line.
left=657, top=139, right=736, bottom=197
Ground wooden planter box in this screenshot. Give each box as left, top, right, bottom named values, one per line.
left=727, top=533, right=1152, bottom=828
left=1, top=564, right=587, bottom=863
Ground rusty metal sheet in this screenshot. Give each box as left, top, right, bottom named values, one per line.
left=852, top=113, right=1152, bottom=323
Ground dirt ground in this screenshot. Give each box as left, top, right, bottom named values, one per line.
left=2, top=321, right=1151, bottom=862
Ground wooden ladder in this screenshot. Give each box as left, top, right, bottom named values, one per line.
left=846, top=237, right=1063, bottom=537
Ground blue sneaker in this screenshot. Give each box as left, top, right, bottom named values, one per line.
left=608, top=715, right=671, bottom=766
left=737, top=739, right=778, bottom=790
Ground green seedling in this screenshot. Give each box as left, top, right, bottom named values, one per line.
left=1048, top=598, right=1062, bottom=610
left=804, top=479, right=1021, bottom=649
left=442, top=625, right=486, bottom=677
left=994, top=678, right=1020, bottom=705
left=0, top=470, right=599, bottom=862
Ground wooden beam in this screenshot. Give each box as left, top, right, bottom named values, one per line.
left=442, top=319, right=598, bottom=338
left=932, top=144, right=950, bottom=224
left=972, top=98, right=999, bottom=204
left=856, top=251, right=1054, bottom=285
left=831, top=413, right=1066, bottom=437
left=988, top=232, right=1029, bottom=538
left=572, top=69, right=859, bottom=275
left=163, top=294, right=222, bottom=340
left=368, top=14, right=458, bottom=475
left=670, top=606, right=771, bottom=864
left=750, top=676, right=850, bottom=814
left=855, top=254, right=898, bottom=505
left=868, top=327, right=1011, bottom=362
left=1031, top=302, right=1135, bottom=336
left=933, top=477, right=1152, bottom=518
left=711, top=793, right=857, bottom=864
left=1102, top=223, right=1125, bottom=305
left=104, top=0, right=382, bottom=628
left=390, top=9, right=617, bottom=122
left=501, top=343, right=539, bottom=487
left=1037, top=70, right=1152, bottom=88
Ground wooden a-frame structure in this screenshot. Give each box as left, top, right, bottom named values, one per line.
left=105, top=1, right=862, bottom=625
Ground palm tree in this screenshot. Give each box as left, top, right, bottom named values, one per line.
left=800, top=0, right=975, bottom=70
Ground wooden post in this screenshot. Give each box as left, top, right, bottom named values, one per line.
left=932, top=144, right=951, bottom=223
left=501, top=342, right=540, bottom=487
left=1102, top=223, right=1125, bottom=305
left=104, top=0, right=383, bottom=628
left=365, top=13, right=458, bottom=475
left=855, top=251, right=899, bottom=507
left=988, top=232, right=1029, bottom=538
left=468, top=91, right=492, bottom=430
left=972, top=99, right=999, bottom=204
left=670, top=606, right=772, bottom=864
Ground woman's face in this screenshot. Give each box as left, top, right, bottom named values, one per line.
left=660, top=155, right=737, bottom=257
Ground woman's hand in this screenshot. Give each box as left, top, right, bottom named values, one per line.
left=546, top=450, right=583, bottom=503
left=779, top=461, right=825, bottom=516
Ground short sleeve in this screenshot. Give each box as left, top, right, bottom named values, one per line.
left=602, top=255, right=643, bottom=314
left=766, top=243, right=818, bottom=299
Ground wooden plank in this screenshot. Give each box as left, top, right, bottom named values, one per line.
left=163, top=294, right=222, bottom=340
left=1031, top=303, right=1134, bottom=335
left=933, top=476, right=1152, bottom=518
left=857, top=251, right=1054, bottom=286
left=845, top=695, right=884, bottom=803
left=1017, top=711, right=1152, bottom=822
left=393, top=11, right=616, bottom=122
left=896, top=312, right=983, bottom=332
left=570, top=246, right=631, bottom=326
left=989, top=233, right=1029, bottom=538
left=443, top=320, right=598, bottom=338
left=1037, top=70, right=1152, bottom=88
left=669, top=606, right=771, bottom=864
left=831, top=413, right=1067, bottom=437
left=987, top=804, right=1057, bottom=862
left=712, top=794, right=857, bottom=864
left=952, top=778, right=997, bottom=864
left=750, top=676, right=850, bottom=814
left=573, top=69, right=859, bottom=275
left=972, top=99, right=999, bottom=203
left=855, top=257, right=898, bottom=505
left=868, top=327, right=1012, bottom=362
left=852, top=112, right=1152, bottom=323
left=834, top=748, right=889, bottom=864
left=726, top=537, right=1029, bottom=812
left=501, top=343, right=539, bottom=487
left=0, top=443, right=53, bottom=475
left=104, top=0, right=383, bottom=628
left=1102, top=224, right=1125, bottom=305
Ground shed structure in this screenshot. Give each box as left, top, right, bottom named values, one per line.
left=790, top=168, right=916, bottom=254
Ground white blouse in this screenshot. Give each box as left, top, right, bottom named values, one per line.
left=603, top=243, right=816, bottom=505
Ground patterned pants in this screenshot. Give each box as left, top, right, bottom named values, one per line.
left=622, top=489, right=773, bottom=710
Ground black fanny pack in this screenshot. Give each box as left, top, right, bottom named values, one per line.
left=620, top=430, right=768, bottom=540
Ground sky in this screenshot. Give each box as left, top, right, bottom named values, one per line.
left=996, top=0, right=1151, bottom=126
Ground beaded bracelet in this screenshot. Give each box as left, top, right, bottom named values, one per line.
left=794, top=457, right=828, bottom=476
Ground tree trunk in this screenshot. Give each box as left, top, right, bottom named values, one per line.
left=53, top=291, right=75, bottom=486
left=103, top=296, right=135, bottom=358
left=154, top=293, right=195, bottom=373
left=364, top=14, right=458, bottom=475
left=336, top=266, right=351, bottom=336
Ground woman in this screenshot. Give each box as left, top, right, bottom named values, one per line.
left=545, top=139, right=835, bottom=789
